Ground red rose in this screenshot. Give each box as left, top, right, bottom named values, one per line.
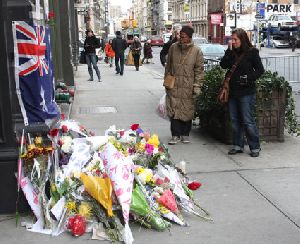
left=120, top=130, right=125, bottom=137
left=61, top=125, right=68, bottom=133
left=163, top=177, right=170, bottom=183
left=61, top=114, right=65, bottom=120
left=49, top=128, right=59, bottom=137
left=130, top=124, right=139, bottom=131
left=48, top=11, right=55, bottom=19
left=67, top=215, right=86, bottom=237
left=188, top=181, right=202, bottom=191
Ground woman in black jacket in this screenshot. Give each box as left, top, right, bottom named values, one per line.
left=220, top=28, right=265, bottom=157
left=130, top=36, right=142, bottom=71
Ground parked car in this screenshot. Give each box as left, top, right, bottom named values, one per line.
left=261, top=35, right=290, bottom=48
left=197, top=44, right=225, bottom=70
left=197, top=43, right=225, bottom=60
left=268, top=15, right=297, bottom=30
left=150, top=35, right=164, bottom=47
left=193, top=37, right=208, bottom=45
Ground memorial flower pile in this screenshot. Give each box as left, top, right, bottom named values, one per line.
left=17, top=120, right=211, bottom=243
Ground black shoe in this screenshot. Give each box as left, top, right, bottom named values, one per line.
left=250, top=151, right=260, bottom=157
left=228, top=149, right=243, bottom=155
left=115, top=72, right=120, bottom=75
left=120, top=73, right=123, bottom=76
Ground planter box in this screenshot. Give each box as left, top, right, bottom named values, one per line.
left=256, top=88, right=285, bottom=142
left=200, top=88, right=286, bottom=144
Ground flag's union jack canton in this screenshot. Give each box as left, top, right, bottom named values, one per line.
left=13, top=21, right=59, bottom=125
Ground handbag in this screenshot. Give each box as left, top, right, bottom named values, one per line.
left=218, top=53, right=245, bottom=103
left=163, top=47, right=192, bottom=89
left=163, top=74, right=176, bottom=89
left=79, top=50, right=86, bottom=64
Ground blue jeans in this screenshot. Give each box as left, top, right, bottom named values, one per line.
left=229, top=94, right=260, bottom=152
left=86, top=53, right=100, bottom=79
left=115, top=53, right=125, bottom=74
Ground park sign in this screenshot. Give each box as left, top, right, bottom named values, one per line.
left=266, top=4, right=295, bottom=15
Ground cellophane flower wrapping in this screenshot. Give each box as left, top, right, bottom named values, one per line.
left=99, top=142, right=134, bottom=244
left=130, top=184, right=170, bottom=231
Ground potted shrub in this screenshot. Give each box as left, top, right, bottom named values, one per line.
left=195, top=67, right=299, bottom=143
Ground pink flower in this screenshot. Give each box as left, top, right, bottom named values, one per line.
left=145, top=143, right=154, bottom=155
left=115, top=188, right=123, bottom=197
left=156, top=178, right=163, bottom=185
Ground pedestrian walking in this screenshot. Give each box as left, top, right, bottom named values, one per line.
left=84, top=29, right=101, bottom=82
left=160, top=30, right=180, bottom=67
left=130, top=36, right=142, bottom=71
left=104, top=39, right=115, bottom=67
left=165, top=26, right=204, bottom=145
left=112, top=31, right=127, bottom=75
left=142, top=40, right=153, bottom=64
left=219, top=28, right=265, bottom=157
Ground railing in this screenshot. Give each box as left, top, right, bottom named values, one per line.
left=261, top=55, right=300, bottom=83
left=204, top=55, right=300, bottom=83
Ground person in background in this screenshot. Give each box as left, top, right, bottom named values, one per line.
left=84, top=29, right=101, bottom=82
left=112, top=31, right=127, bottom=76
left=130, top=36, right=142, bottom=71
left=160, top=30, right=180, bottom=67
left=142, top=40, right=153, bottom=64
left=220, top=28, right=265, bottom=157
left=165, top=26, right=204, bottom=145
left=104, top=39, right=115, bottom=67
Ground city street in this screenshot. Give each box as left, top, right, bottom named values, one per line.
left=2, top=1, right=300, bottom=244
left=2, top=61, right=300, bottom=244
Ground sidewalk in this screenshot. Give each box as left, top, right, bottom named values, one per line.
left=70, top=62, right=300, bottom=243
left=1, top=61, right=300, bottom=244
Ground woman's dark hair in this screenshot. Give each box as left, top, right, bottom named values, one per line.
left=86, top=29, right=93, bottom=36
left=232, top=28, right=253, bottom=52
left=108, top=39, right=112, bottom=44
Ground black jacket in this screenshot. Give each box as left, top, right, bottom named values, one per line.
left=112, top=35, right=127, bottom=55
left=220, top=47, right=265, bottom=97
left=160, top=38, right=177, bottom=65
left=84, top=35, right=100, bottom=54
left=130, top=40, right=142, bottom=55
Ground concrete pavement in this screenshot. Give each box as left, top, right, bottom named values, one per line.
left=1, top=61, right=300, bottom=244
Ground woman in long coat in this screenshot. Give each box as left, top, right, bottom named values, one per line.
left=165, top=26, right=204, bottom=145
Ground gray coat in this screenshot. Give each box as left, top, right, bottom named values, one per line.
left=165, top=42, right=204, bottom=121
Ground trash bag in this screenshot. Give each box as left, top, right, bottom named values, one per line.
left=79, top=51, right=86, bottom=64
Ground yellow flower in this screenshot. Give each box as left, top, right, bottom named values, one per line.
left=78, top=202, right=92, bottom=219
left=135, top=142, right=145, bottom=152
left=27, top=144, right=36, bottom=151
left=147, top=134, right=160, bottom=148
left=65, top=201, right=76, bottom=212
left=158, top=205, right=170, bottom=214
left=34, top=136, right=43, bottom=145
left=50, top=183, right=57, bottom=192
left=135, top=167, right=144, bottom=174
left=145, top=173, right=153, bottom=183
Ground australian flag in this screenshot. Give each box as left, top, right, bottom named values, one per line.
left=12, top=21, right=59, bottom=125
